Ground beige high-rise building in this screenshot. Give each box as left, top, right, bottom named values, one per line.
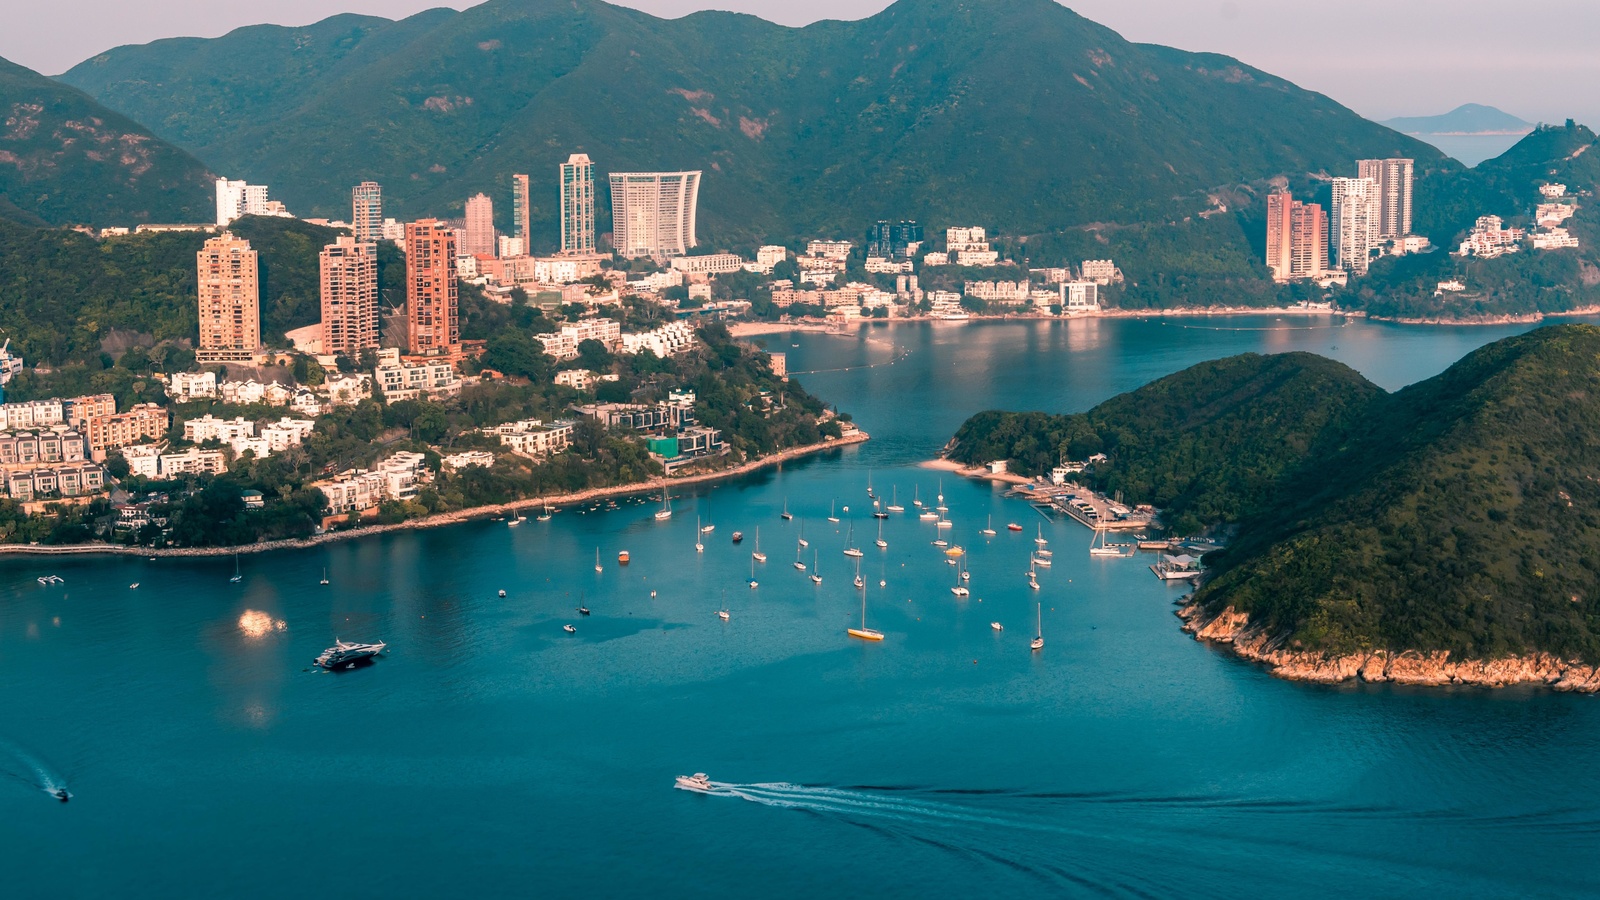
left=463, top=192, right=496, bottom=257
left=195, top=232, right=262, bottom=363
left=405, top=220, right=460, bottom=355
left=1356, top=158, right=1414, bottom=239
left=320, top=237, right=379, bottom=354
left=511, top=174, right=532, bottom=251
left=561, top=154, right=596, bottom=255
left=352, top=181, right=383, bottom=244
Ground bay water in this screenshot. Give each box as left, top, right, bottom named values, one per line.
left=4, top=315, right=1598, bottom=897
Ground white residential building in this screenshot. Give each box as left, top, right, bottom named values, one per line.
left=946, top=227, right=988, bottom=250
left=323, top=373, right=372, bottom=406
left=865, top=257, right=914, bottom=275
left=184, top=415, right=255, bottom=444
left=1331, top=177, right=1381, bottom=275
left=215, top=178, right=282, bottom=227
left=0, top=399, right=64, bottom=431
left=1533, top=228, right=1581, bottom=250
left=806, top=240, right=853, bottom=261
left=922, top=251, right=950, bottom=267
left=161, top=447, right=228, bottom=476
left=1457, top=215, right=1525, bottom=258
left=122, top=444, right=163, bottom=478
left=670, top=254, right=743, bottom=275
left=218, top=380, right=267, bottom=405
left=373, top=349, right=460, bottom=400
left=168, top=371, right=218, bottom=401
left=1536, top=203, right=1576, bottom=228
left=1060, top=281, right=1101, bottom=314
left=609, top=171, right=702, bottom=258
left=620, top=321, right=696, bottom=357
left=443, top=450, right=496, bottom=471
left=484, top=419, right=575, bottom=457
left=314, top=454, right=427, bottom=514
left=964, top=281, right=1031, bottom=303
left=1540, top=183, right=1568, bottom=199
left=534, top=319, right=623, bottom=361
left=755, top=245, right=787, bottom=272
left=1080, top=259, right=1122, bottom=284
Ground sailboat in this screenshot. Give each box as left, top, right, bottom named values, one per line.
left=1028, top=558, right=1040, bottom=590
left=781, top=499, right=793, bottom=521
left=794, top=539, right=808, bottom=570
left=950, top=557, right=970, bottom=598
left=867, top=471, right=875, bottom=499
left=848, top=581, right=884, bottom=641
left=507, top=508, right=523, bottom=527
left=748, top=557, right=759, bottom=589
left=980, top=516, right=997, bottom=537
left=752, top=527, right=767, bottom=563
left=1090, top=525, right=1133, bottom=557
left=913, top=486, right=923, bottom=508
left=843, top=521, right=865, bottom=558
left=654, top=482, right=673, bottom=520
left=874, top=518, right=888, bottom=550
left=810, top=550, right=823, bottom=585
left=1036, top=524, right=1049, bottom=547
left=872, top=499, right=888, bottom=520
left=828, top=501, right=840, bottom=524
left=886, top=486, right=904, bottom=513
left=853, top=556, right=865, bottom=590
left=696, top=516, right=705, bottom=553
left=595, top=548, right=603, bottom=573
left=1031, top=603, right=1045, bottom=651
left=320, top=568, right=330, bottom=586
left=798, top=519, right=808, bottom=548
left=537, top=500, right=552, bottom=522
left=229, top=554, right=242, bottom=583
left=936, top=480, right=947, bottom=513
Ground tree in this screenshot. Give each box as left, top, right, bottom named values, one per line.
left=575, top=339, right=614, bottom=373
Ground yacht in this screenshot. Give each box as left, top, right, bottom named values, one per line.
left=676, top=773, right=714, bottom=792
left=1033, top=554, right=1052, bottom=568
left=731, top=531, right=744, bottom=544
left=229, top=554, right=242, bottom=583
left=618, top=550, right=631, bottom=564
left=919, top=509, right=939, bottom=522
left=578, top=604, right=591, bottom=616
left=794, top=540, right=808, bottom=570
left=798, top=520, right=808, bottom=548
left=991, top=622, right=1003, bottom=631
left=129, top=582, right=139, bottom=589
left=1035, top=525, right=1049, bottom=547
left=886, top=487, right=904, bottom=513
left=748, top=557, right=759, bottom=589
left=913, top=487, right=923, bottom=508
left=701, top=520, right=716, bottom=534
left=696, top=516, right=705, bottom=553
left=536, top=501, right=553, bottom=522
left=315, top=639, right=386, bottom=670
left=595, top=548, right=603, bottom=573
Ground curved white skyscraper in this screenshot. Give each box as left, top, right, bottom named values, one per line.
left=608, top=171, right=702, bottom=259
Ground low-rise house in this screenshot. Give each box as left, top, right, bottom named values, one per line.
left=374, top=350, right=461, bottom=401
left=219, top=379, right=266, bottom=405
left=322, top=373, right=372, bottom=405
left=620, top=321, right=696, bottom=357
left=0, top=427, right=88, bottom=465
left=484, top=419, right=575, bottom=457
left=534, top=319, right=622, bottom=361
left=0, top=399, right=64, bottom=431
left=4, top=462, right=105, bottom=501
left=185, top=415, right=255, bottom=444
left=168, top=372, right=218, bottom=401
left=442, top=450, right=496, bottom=470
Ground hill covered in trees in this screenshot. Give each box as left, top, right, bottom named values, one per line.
left=0, top=55, right=211, bottom=226
left=58, top=0, right=1443, bottom=250
left=950, top=326, right=1600, bottom=676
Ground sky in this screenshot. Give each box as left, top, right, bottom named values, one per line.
left=6, top=0, right=1598, bottom=127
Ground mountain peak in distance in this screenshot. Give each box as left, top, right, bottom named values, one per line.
left=1382, top=104, right=1534, bottom=136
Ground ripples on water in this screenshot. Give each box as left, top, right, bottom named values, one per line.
left=4, top=318, right=1600, bottom=897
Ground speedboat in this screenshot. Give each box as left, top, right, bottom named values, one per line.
left=1007, top=523, right=1023, bottom=532
left=676, top=773, right=713, bottom=792
left=129, top=582, right=140, bottom=589
left=731, top=532, right=744, bottom=544
left=315, top=639, right=386, bottom=669
left=718, top=610, right=730, bottom=621
left=991, top=622, right=1003, bottom=631
left=618, top=550, right=631, bottom=564
left=498, top=589, right=507, bottom=598
left=563, top=624, right=577, bottom=634
left=53, top=788, right=70, bottom=803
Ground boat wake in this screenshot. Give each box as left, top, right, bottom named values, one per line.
left=696, top=780, right=1080, bottom=837
left=0, top=738, right=71, bottom=801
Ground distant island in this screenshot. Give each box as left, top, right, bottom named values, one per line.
left=947, top=325, right=1600, bottom=691
left=1381, top=103, right=1534, bottom=136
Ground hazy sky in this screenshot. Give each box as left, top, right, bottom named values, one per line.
left=8, top=0, right=1598, bottom=126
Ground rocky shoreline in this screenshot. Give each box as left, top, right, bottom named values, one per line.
left=1370, top=305, right=1600, bottom=327
left=0, top=431, right=870, bottom=561
left=1177, top=601, right=1600, bottom=692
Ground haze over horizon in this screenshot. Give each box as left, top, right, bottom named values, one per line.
left=5, top=0, right=1597, bottom=131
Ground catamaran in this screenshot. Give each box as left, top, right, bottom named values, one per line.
left=886, top=486, right=904, bottom=513
left=1031, top=603, right=1045, bottom=651
left=752, top=527, right=767, bottom=563
left=654, top=483, right=673, bottom=520
left=980, top=516, right=997, bottom=537
left=848, top=581, right=884, bottom=641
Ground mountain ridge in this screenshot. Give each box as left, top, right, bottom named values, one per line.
left=56, top=0, right=1448, bottom=249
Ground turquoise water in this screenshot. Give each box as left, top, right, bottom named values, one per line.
left=5, top=316, right=1600, bottom=897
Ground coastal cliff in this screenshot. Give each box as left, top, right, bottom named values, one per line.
left=1177, top=602, right=1600, bottom=692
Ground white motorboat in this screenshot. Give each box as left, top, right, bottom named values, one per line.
left=718, top=609, right=730, bottom=621
left=676, top=773, right=713, bottom=792
left=563, top=624, right=577, bottom=634
left=498, top=589, right=507, bottom=598
left=991, top=622, right=1003, bottom=631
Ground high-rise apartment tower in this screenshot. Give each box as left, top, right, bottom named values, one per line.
left=352, top=182, right=383, bottom=243
left=1356, top=158, right=1414, bottom=239
left=404, top=220, right=460, bottom=355
left=561, top=154, right=596, bottom=254
left=1265, top=191, right=1328, bottom=282
left=196, top=233, right=261, bottom=361
left=608, top=171, right=702, bottom=259
left=511, top=174, right=532, bottom=251
left=463, top=193, right=496, bottom=257
left=320, top=237, right=379, bottom=354
left=1331, top=177, right=1381, bottom=275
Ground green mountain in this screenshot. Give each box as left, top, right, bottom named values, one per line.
left=947, top=352, right=1381, bottom=534
left=952, top=325, right=1600, bottom=668
left=58, top=0, right=1446, bottom=250
left=0, top=55, right=212, bottom=226
left=1382, top=104, right=1533, bottom=135
left=1196, top=325, right=1600, bottom=662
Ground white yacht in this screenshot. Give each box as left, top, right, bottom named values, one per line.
left=315, top=639, right=386, bottom=670
left=676, top=773, right=714, bottom=792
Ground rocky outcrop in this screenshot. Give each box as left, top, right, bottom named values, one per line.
left=1176, top=602, right=1600, bottom=692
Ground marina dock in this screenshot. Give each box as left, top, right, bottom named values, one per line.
left=1009, top=482, right=1154, bottom=532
